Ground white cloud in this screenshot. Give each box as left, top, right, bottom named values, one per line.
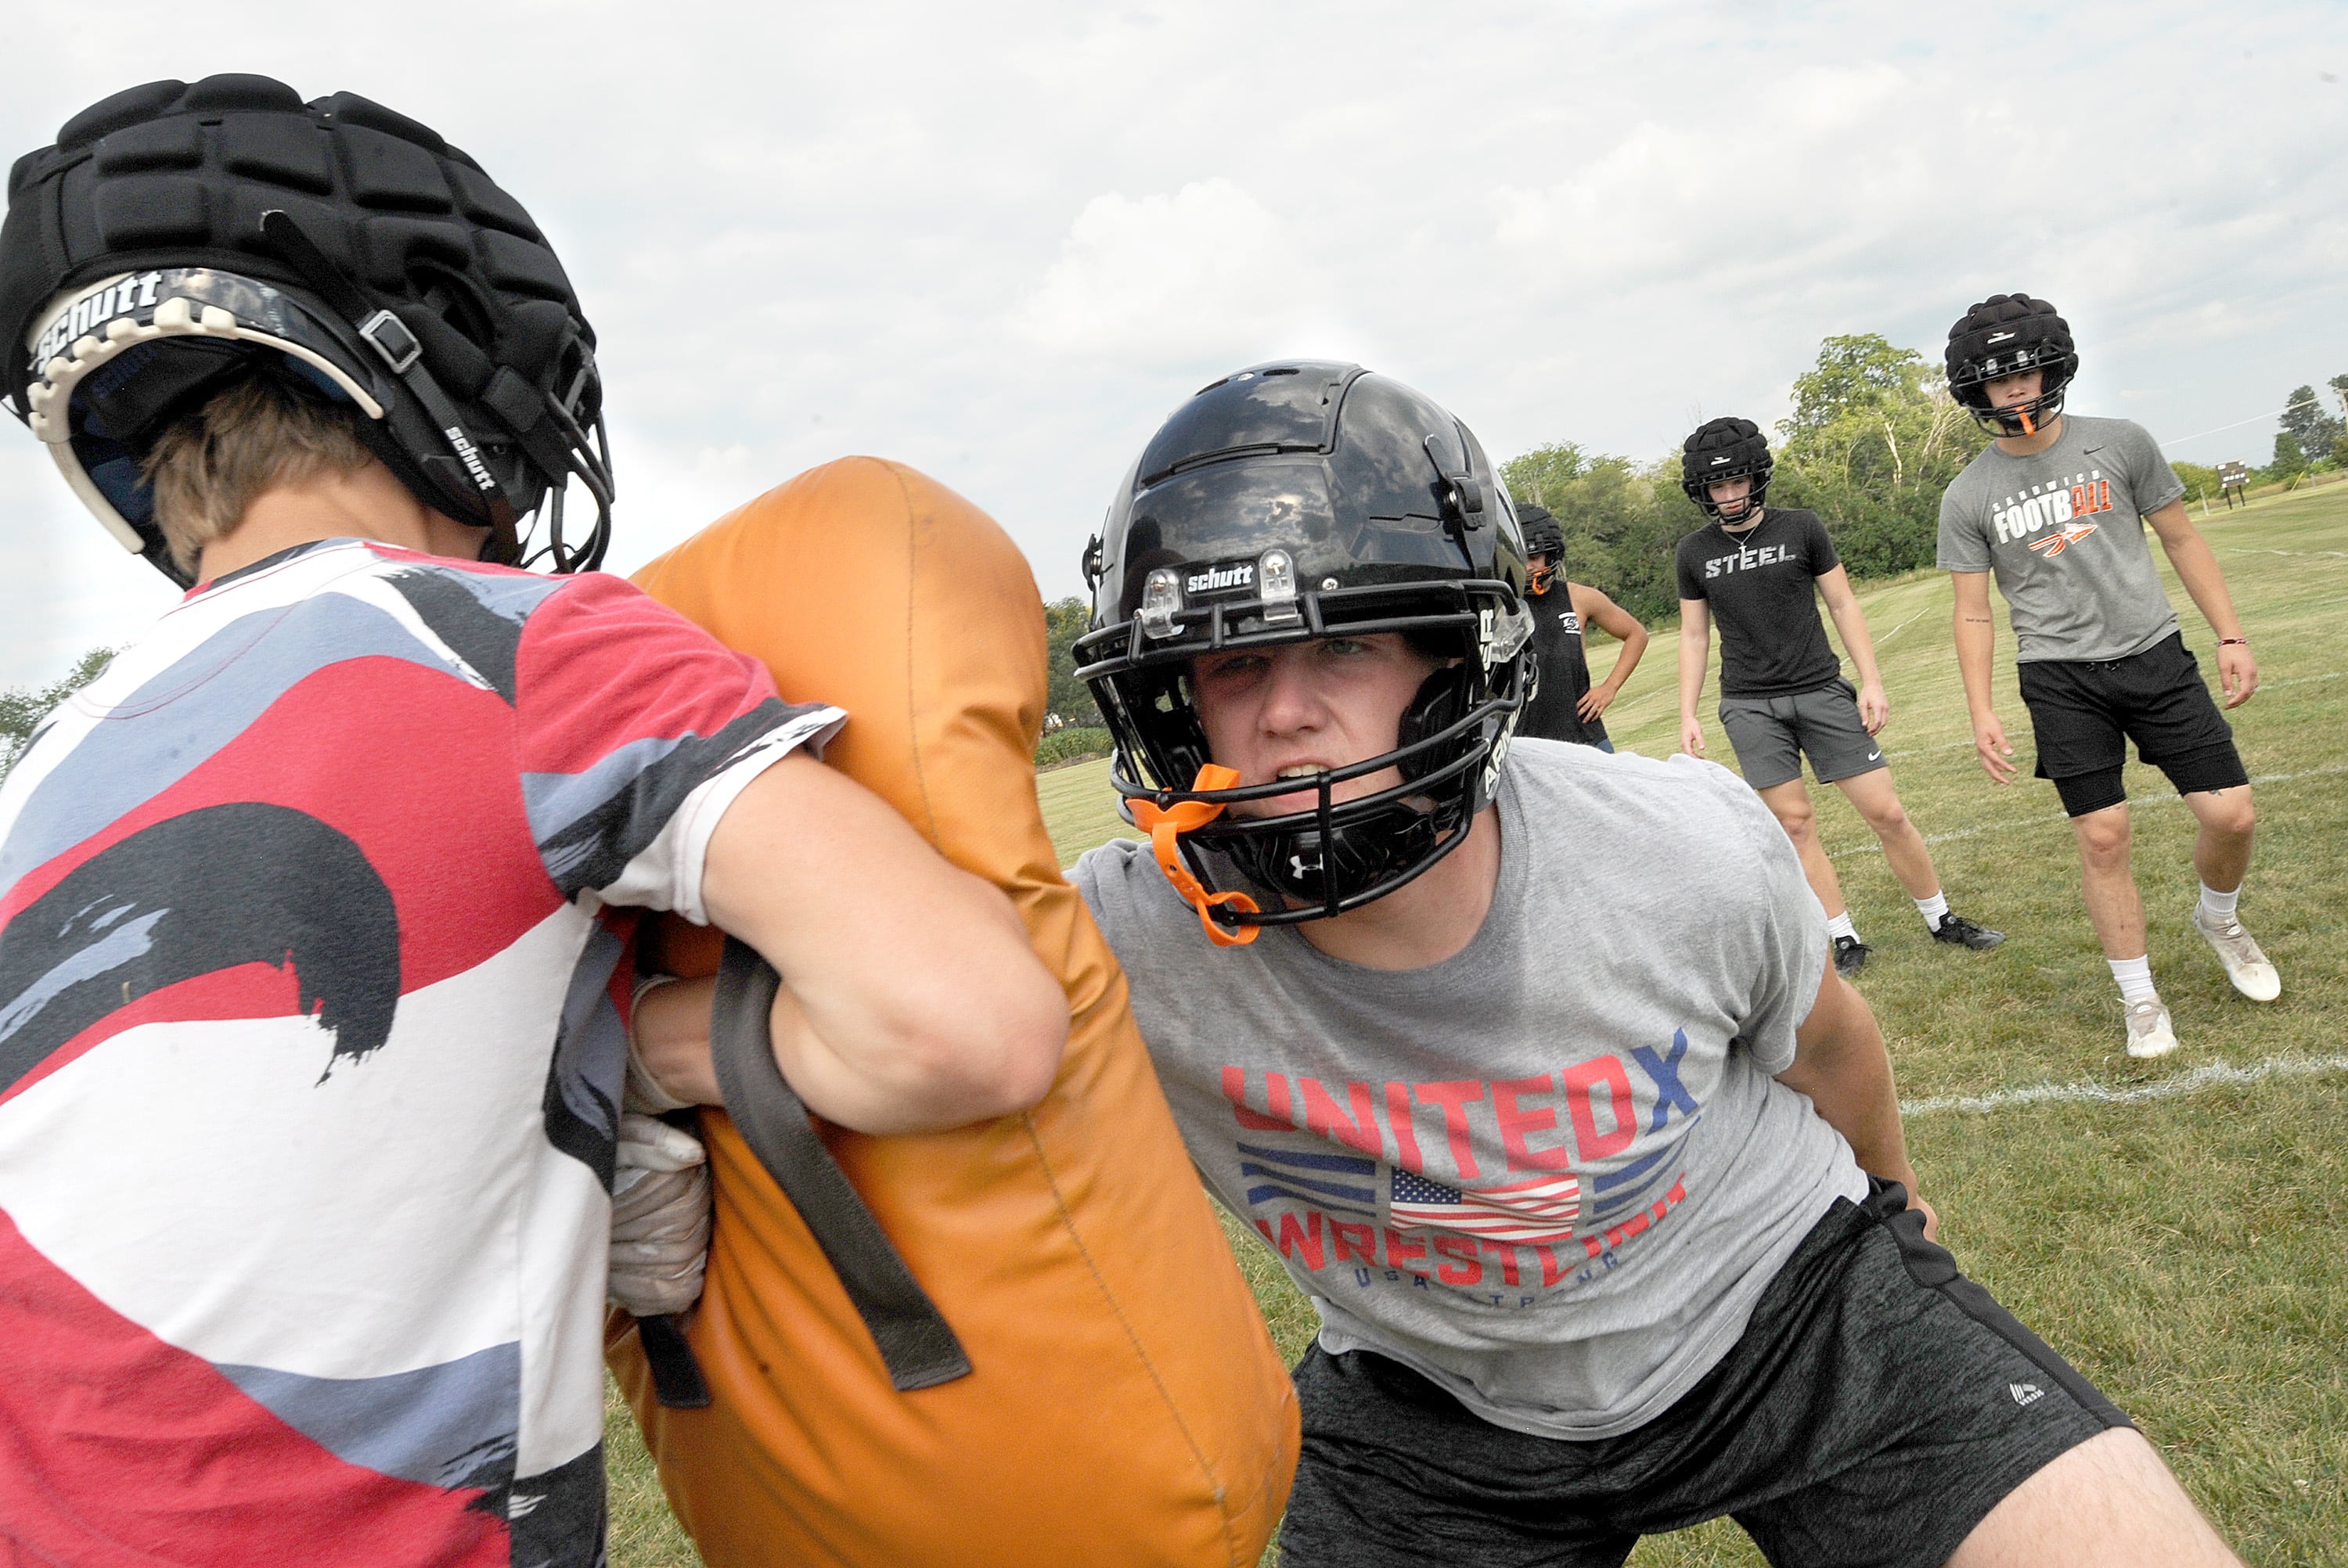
left=1013, top=179, right=1323, bottom=363
left=1, top=0, right=2344, bottom=682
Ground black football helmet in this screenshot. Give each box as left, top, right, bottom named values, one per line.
left=2, top=75, right=612, bottom=587
left=1946, top=293, right=2076, bottom=437
left=1073, top=361, right=1532, bottom=937
left=1519, top=503, right=1565, bottom=595
left=1680, top=416, right=1772, bottom=522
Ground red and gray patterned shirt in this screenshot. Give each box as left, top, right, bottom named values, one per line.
left=0, top=538, right=837, bottom=1566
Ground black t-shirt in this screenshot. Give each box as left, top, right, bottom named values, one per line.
left=1673, top=508, right=1844, bottom=698
left=1519, top=589, right=1608, bottom=745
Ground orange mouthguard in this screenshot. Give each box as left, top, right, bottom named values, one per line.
left=1128, top=764, right=1261, bottom=948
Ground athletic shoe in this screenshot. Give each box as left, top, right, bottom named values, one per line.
left=2124, top=998, right=2178, bottom=1059
left=1832, top=934, right=1870, bottom=978
left=2191, top=905, right=2281, bottom=1002
left=1930, top=912, right=2006, bottom=951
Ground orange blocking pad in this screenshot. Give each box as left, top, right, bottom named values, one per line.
left=607, top=458, right=1298, bottom=1568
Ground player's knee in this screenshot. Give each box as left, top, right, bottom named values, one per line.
left=2202, top=792, right=2255, bottom=840
left=1863, top=800, right=1910, bottom=837
left=2073, top=813, right=2130, bottom=862
left=1773, top=804, right=1817, bottom=841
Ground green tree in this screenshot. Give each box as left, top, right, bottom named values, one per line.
left=2267, top=430, right=2308, bottom=483
left=2172, top=461, right=2221, bottom=505
left=1770, top=334, right=1990, bottom=578
left=0, top=646, right=116, bottom=781
left=1042, top=596, right=1101, bottom=728
left=2277, top=386, right=2342, bottom=472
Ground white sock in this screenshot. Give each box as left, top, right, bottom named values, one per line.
left=2198, top=883, right=2240, bottom=922
left=1826, top=911, right=1859, bottom=943
left=2109, top=955, right=2158, bottom=1006
left=1914, top=892, right=1950, bottom=931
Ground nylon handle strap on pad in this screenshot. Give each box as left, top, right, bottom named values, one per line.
left=709, top=936, right=972, bottom=1391
left=635, top=1311, right=711, bottom=1410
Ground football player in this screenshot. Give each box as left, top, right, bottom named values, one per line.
left=1514, top=503, right=1648, bottom=751
left=1937, top=294, right=2274, bottom=1058
left=0, top=76, right=1061, bottom=1564
left=1066, top=363, right=2233, bottom=1567
left=1675, top=416, right=2003, bottom=975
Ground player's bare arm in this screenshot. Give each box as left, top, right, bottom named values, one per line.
left=1568, top=581, right=1649, bottom=721
left=670, top=750, right=1067, bottom=1135
left=1814, top=564, right=1890, bottom=733
left=1677, top=596, right=1712, bottom=756
left=1950, top=570, right=2017, bottom=783
left=2144, top=500, right=2258, bottom=708
left=1776, top=966, right=1934, bottom=1237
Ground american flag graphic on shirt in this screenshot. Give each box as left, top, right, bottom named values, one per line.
left=1388, top=1167, right=1581, bottom=1245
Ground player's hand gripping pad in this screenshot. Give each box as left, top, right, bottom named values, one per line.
left=605, top=459, right=1298, bottom=1568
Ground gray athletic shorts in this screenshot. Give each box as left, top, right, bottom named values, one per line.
left=1718, top=678, right=1886, bottom=789
left=1278, top=1181, right=2129, bottom=1568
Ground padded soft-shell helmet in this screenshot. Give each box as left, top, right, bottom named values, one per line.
left=1073, top=361, right=1532, bottom=938
left=2, top=74, right=612, bottom=586
left=1680, top=416, right=1772, bottom=523
left=1518, top=502, right=1565, bottom=595
left=1945, top=293, right=2076, bottom=437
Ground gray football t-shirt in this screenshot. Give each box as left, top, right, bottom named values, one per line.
left=1936, top=415, right=2186, bottom=663
left=1073, top=739, right=1864, bottom=1441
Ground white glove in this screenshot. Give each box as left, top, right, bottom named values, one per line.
left=609, top=1112, right=712, bottom=1318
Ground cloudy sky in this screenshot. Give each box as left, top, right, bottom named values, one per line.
left=4, top=0, right=2343, bottom=685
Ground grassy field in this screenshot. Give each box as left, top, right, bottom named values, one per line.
left=609, top=483, right=2347, bottom=1565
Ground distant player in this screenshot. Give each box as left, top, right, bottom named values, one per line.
left=1515, top=504, right=1649, bottom=750
left=1937, top=293, right=2274, bottom=1059
left=1675, top=418, right=2003, bottom=976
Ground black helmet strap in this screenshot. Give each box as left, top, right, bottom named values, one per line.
left=255, top=209, right=526, bottom=558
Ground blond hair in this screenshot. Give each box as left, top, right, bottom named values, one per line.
left=142, top=376, right=375, bottom=577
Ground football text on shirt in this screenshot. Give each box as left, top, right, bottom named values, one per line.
left=1992, top=473, right=2116, bottom=547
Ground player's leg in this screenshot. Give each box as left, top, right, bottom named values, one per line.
left=2065, top=788, right=2173, bottom=1056
left=1830, top=768, right=2005, bottom=951
left=1947, top=1430, right=2240, bottom=1567
left=1278, top=1347, right=1635, bottom=1568
left=1724, top=696, right=1868, bottom=973
left=2181, top=781, right=2277, bottom=1002
left=2019, top=660, right=2169, bottom=1053
left=2069, top=799, right=2145, bottom=958
left=1756, top=778, right=1842, bottom=912
left=1831, top=766, right=1935, bottom=899
left=1755, top=778, right=1868, bottom=974
left=1666, top=1184, right=2237, bottom=1568
left=2119, top=637, right=2276, bottom=1002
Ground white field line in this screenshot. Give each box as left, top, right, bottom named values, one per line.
left=2217, top=548, right=2348, bottom=559
left=1869, top=610, right=1925, bottom=650
left=1829, top=761, right=2348, bottom=858
left=1903, top=1054, right=2348, bottom=1117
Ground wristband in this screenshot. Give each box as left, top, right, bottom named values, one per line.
left=2217, top=637, right=2249, bottom=647
left=625, top=974, right=696, bottom=1113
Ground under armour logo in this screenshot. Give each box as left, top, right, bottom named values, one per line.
left=2010, top=1383, right=2045, bottom=1408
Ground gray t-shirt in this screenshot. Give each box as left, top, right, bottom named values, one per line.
left=1936, top=415, right=2186, bottom=663
left=1072, top=739, right=1864, bottom=1440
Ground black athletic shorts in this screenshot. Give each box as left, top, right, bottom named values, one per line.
left=1278, top=1181, right=2128, bottom=1568
left=2016, top=632, right=2247, bottom=817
